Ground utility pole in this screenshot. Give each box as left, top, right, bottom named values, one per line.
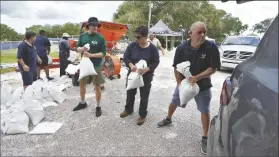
left=148, top=1, right=153, bottom=29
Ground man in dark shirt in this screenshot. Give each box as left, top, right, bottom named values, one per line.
left=34, top=29, right=54, bottom=80
left=59, top=32, right=75, bottom=77
left=120, top=25, right=160, bottom=125
left=17, top=31, right=40, bottom=89
left=157, top=22, right=220, bottom=155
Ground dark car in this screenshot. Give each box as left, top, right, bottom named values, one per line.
left=207, top=5, right=278, bottom=157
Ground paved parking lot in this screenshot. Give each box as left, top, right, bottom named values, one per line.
left=1, top=55, right=231, bottom=156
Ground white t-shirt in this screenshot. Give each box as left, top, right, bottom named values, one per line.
left=148, top=38, right=162, bottom=49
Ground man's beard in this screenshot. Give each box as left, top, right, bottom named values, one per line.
left=195, top=38, right=205, bottom=47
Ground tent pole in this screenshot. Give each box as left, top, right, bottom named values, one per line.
left=166, top=36, right=168, bottom=50
left=148, top=1, right=152, bottom=29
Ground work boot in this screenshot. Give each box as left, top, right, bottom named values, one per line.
left=120, top=111, right=132, bottom=118
left=73, top=102, right=88, bottom=111
left=136, top=117, right=146, bottom=125
left=96, top=107, right=102, bottom=117
left=157, top=118, right=172, bottom=127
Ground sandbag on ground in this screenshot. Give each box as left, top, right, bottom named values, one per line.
left=0, top=83, right=13, bottom=106
left=24, top=100, right=44, bottom=126
left=1, top=110, right=29, bottom=134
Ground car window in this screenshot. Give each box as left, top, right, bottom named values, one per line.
left=254, top=15, right=278, bottom=67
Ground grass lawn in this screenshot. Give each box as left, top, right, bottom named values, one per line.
left=0, top=49, right=59, bottom=74
left=1, top=49, right=59, bottom=64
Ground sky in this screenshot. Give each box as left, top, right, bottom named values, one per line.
left=1, top=1, right=278, bottom=35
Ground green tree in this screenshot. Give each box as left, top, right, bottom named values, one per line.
left=0, top=24, right=21, bottom=41
left=62, top=22, right=80, bottom=36
left=25, top=25, right=43, bottom=35
left=252, top=18, right=273, bottom=34
left=113, top=1, right=248, bottom=42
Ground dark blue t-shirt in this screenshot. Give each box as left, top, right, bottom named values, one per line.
left=173, top=40, right=221, bottom=91
left=17, top=41, right=37, bottom=72
left=59, top=39, right=70, bottom=56
left=123, top=42, right=160, bottom=76
left=34, top=35, right=51, bottom=57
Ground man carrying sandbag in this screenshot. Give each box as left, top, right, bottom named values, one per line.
left=156, top=21, right=220, bottom=155
left=72, top=17, right=106, bottom=117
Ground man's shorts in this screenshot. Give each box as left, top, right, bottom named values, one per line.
left=21, top=71, right=37, bottom=86
left=170, top=85, right=212, bottom=113
left=38, top=55, right=48, bottom=67
left=80, top=66, right=105, bottom=85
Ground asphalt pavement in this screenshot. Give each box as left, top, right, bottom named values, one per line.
left=1, top=54, right=231, bottom=156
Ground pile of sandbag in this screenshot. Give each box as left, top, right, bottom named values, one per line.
left=0, top=76, right=72, bottom=135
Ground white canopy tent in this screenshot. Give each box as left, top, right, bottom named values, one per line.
left=149, top=20, right=182, bottom=50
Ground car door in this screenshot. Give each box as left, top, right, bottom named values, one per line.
left=223, top=14, right=278, bottom=156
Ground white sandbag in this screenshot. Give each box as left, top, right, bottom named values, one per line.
left=49, top=86, right=66, bottom=104
left=24, top=100, right=44, bottom=126
left=65, top=64, right=80, bottom=75
left=68, top=51, right=79, bottom=62
left=179, top=79, right=200, bottom=105
left=126, top=72, right=144, bottom=90
left=1, top=110, right=29, bottom=134
left=1, top=83, right=13, bottom=106
left=9, top=100, right=25, bottom=111
left=23, top=85, right=34, bottom=101
left=126, top=60, right=147, bottom=90
left=29, top=122, right=63, bottom=134
left=135, top=60, right=147, bottom=69
left=32, top=80, right=44, bottom=99
left=9, top=87, right=24, bottom=104
left=48, top=55, right=53, bottom=64
left=176, top=61, right=191, bottom=78
left=42, top=101, right=58, bottom=108
left=58, top=75, right=69, bottom=84
left=78, top=57, right=97, bottom=81
left=41, top=86, right=50, bottom=98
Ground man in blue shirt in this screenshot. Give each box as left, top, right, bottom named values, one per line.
left=17, top=31, right=40, bottom=89
left=59, top=32, right=75, bottom=77
left=157, top=22, right=221, bottom=155
left=34, top=29, right=54, bottom=80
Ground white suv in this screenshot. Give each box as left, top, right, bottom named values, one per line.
left=218, top=35, right=260, bottom=69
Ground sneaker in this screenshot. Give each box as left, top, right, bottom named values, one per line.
left=47, top=77, right=54, bottom=81
left=136, top=117, right=146, bottom=125
left=96, top=107, right=102, bottom=117
left=73, top=102, right=88, bottom=111
left=201, top=138, right=207, bottom=155
left=157, top=118, right=172, bottom=127
left=120, top=111, right=132, bottom=118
